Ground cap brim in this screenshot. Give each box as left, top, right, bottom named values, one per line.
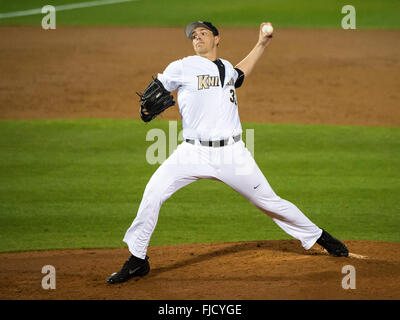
left=185, top=22, right=210, bottom=39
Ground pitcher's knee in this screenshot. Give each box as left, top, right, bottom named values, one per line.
left=251, top=196, right=288, bottom=217
left=250, top=192, right=281, bottom=207
left=141, top=188, right=164, bottom=208
left=143, top=181, right=173, bottom=207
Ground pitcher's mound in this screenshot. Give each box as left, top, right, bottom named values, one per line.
left=0, top=240, right=399, bottom=300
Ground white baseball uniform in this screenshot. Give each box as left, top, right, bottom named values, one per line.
left=123, top=55, right=322, bottom=259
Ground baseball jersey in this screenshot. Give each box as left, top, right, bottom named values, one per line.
left=157, top=55, right=245, bottom=141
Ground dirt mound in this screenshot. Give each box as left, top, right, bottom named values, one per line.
left=0, top=240, right=399, bottom=300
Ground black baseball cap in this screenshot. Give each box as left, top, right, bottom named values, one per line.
left=185, top=21, right=219, bottom=39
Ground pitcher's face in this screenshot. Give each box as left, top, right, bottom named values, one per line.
left=191, top=27, right=220, bottom=55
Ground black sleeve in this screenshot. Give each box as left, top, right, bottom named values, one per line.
left=234, top=68, right=245, bottom=88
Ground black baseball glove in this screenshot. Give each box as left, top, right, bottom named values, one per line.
left=137, top=77, right=175, bottom=122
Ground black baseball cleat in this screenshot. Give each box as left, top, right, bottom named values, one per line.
left=106, top=255, right=150, bottom=284
left=316, top=229, right=349, bottom=257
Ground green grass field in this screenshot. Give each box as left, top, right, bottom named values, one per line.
left=0, top=119, right=398, bottom=253
left=0, top=0, right=399, bottom=29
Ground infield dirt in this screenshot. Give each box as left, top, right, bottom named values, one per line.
left=0, top=240, right=399, bottom=300
left=0, top=26, right=399, bottom=300
left=1, top=26, right=399, bottom=125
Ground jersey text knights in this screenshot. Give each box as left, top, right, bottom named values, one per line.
left=157, top=55, right=245, bottom=141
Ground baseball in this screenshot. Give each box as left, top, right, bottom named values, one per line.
left=262, top=24, right=273, bottom=34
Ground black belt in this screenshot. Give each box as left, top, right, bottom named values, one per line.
left=185, top=134, right=241, bottom=147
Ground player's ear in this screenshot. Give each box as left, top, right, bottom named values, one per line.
left=215, top=35, right=221, bottom=47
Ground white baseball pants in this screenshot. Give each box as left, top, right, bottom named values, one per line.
left=123, top=138, right=322, bottom=259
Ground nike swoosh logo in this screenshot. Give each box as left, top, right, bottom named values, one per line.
left=129, top=266, right=142, bottom=275
left=253, top=184, right=260, bottom=189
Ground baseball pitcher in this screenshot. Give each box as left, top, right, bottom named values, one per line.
left=107, top=21, right=348, bottom=284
